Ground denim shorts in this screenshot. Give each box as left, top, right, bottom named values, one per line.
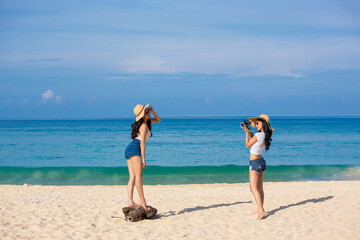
left=125, top=139, right=141, bottom=159
left=249, top=157, right=266, bottom=174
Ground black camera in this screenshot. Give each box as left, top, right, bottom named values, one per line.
left=240, top=120, right=251, bottom=131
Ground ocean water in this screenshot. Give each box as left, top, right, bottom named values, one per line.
left=0, top=117, right=359, bottom=185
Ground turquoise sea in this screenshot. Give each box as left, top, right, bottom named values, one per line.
left=0, top=117, right=359, bottom=185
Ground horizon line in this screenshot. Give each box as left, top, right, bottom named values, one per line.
left=1, top=114, right=360, bottom=120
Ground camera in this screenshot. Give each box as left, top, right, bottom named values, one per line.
left=240, top=120, right=251, bottom=131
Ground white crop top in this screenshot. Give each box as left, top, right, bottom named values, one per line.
left=135, top=129, right=151, bottom=142
left=250, top=132, right=265, bottom=155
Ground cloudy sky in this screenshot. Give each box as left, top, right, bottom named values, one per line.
left=1, top=0, right=360, bottom=118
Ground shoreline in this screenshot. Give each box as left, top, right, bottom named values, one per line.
left=2, top=178, right=360, bottom=187
left=1, top=181, right=359, bottom=239
left=3, top=179, right=360, bottom=186
left=1, top=165, right=359, bottom=185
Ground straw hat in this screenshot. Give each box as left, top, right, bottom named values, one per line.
left=248, top=114, right=275, bottom=132
left=133, top=103, right=149, bottom=122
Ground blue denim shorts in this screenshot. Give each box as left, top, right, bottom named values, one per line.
left=249, top=157, right=266, bottom=174
left=125, top=139, right=141, bottom=159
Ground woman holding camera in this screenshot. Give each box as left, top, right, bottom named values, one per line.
left=125, top=104, right=161, bottom=211
left=241, top=114, right=274, bottom=220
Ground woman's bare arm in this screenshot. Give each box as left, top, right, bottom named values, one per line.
left=246, top=132, right=258, bottom=148
left=149, top=106, right=161, bottom=123
left=139, top=123, right=147, bottom=168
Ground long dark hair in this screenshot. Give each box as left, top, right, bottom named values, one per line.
left=259, top=120, right=272, bottom=150
left=131, top=118, right=152, bottom=140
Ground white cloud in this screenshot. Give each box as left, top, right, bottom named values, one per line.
left=2, top=1, right=360, bottom=77
left=21, top=98, right=29, bottom=105
left=119, top=55, right=171, bottom=74
left=55, top=95, right=65, bottom=104
left=204, top=97, right=212, bottom=104
left=87, top=96, right=97, bottom=104
left=110, top=36, right=360, bottom=77
left=40, top=90, right=64, bottom=104
left=42, top=89, right=54, bottom=102
left=107, top=76, right=130, bottom=81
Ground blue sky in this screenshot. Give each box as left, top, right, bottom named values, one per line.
left=1, top=0, right=360, bottom=118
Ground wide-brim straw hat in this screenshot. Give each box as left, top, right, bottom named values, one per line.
left=133, top=103, right=149, bottom=122
left=248, top=114, right=275, bottom=132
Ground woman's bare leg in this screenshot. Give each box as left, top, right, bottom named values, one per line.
left=127, top=158, right=139, bottom=207
left=258, top=172, right=264, bottom=206
left=249, top=170, right=258, bottom=215
left=130, top=156, right=149, bottom=211
left=249, top=170, right=266, bottom=219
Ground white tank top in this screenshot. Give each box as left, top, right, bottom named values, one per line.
left=135, top=129, right=151, bottom=142
left=250, top=132, right=265, bottom=155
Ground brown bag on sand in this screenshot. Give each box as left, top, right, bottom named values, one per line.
left=122, top=206, right=157, bottom=222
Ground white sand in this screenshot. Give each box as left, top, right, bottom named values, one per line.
left=1, top=181, right=359, bottom=240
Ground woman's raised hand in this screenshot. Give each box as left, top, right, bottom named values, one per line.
left=149, top=106, right=161, bottom=123
left=148, top=106, right=155, bottom=113
left=241, top=124, right=251, bottom=133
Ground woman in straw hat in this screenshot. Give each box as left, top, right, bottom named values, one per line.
left=125, top=104, right=161, bottom=211
left=241, top=114, right=274, bottom=220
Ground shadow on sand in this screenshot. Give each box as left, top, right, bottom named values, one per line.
left=155, top=200, right=252, bottom=219
left=265, top=195, right=334, bottom=219
left=151, top=196, right=334, bottom=220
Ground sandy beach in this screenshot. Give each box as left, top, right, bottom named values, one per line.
left=1, top=181, right=359, bottom=240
